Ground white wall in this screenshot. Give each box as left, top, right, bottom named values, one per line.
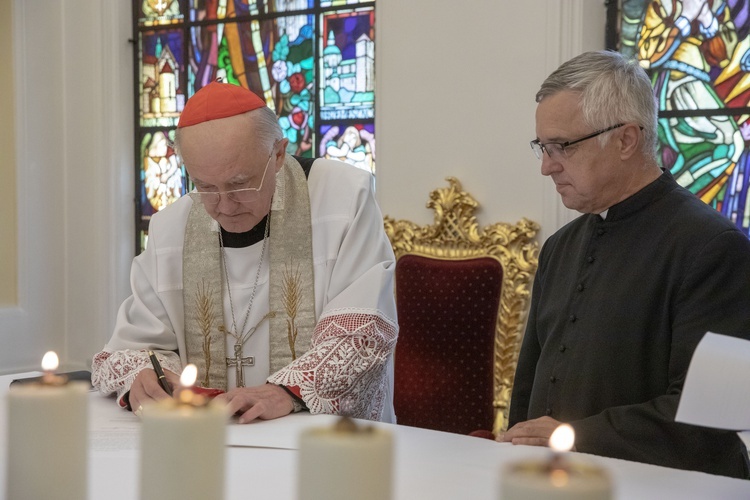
left=0, top=0, right=133, bottom=374
left=377, top=0, right=607, bottom=241
left=0, top=0, right=607, bottom=372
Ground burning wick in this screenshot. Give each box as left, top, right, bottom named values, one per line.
left=548, top=424, right=575, bottom=485
left=176, top=364, right=206, bottom=406
left=41, top=351, right=65, bottom=385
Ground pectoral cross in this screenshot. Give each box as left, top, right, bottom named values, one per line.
left=226, top=343, right=254, bottom=388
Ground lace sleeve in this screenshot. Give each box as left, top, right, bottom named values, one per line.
left=266, top=310, right=397, bottom=421
left=92, top=349, right=182, bottom=407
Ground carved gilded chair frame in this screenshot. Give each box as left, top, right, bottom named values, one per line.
left=384, top=177, right=539, bottom=434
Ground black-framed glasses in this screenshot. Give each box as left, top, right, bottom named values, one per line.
left=189, top=141, right=279, bottom=207
left=530, top=123, right=625, bottom=161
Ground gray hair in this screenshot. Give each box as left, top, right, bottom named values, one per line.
left=250, top=105, right=284, bottom=153
left=537, top=50, right=659, bottom=162
left=173, top=104, right=283, bottom=156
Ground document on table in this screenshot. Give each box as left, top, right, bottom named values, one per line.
left=226, top=412, right=340, bottom=449
left=676, top=332, right=750, bottom=431
left=88, top=393, right=141, bottom=451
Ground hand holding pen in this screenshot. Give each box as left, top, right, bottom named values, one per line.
left=148, top=350, right=173, bottom=397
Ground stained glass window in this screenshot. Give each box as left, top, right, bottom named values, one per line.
left=132, top=0, right=376, bottom=253
left=608, top=0, right=750, bottom=237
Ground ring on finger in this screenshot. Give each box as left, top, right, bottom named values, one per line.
left=133, top=405, right=144, bottom=417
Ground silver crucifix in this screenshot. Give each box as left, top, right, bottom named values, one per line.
left=226, top=343, right=254, bottom=388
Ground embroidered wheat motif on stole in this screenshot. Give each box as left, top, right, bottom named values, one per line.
left=282, top=262, right=303, bottom=359
left=194, top=279, right=215, bottom=388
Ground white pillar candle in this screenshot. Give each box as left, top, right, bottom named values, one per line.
left=501, top=461, right=612, bottom=500
left=500, top=424, right=612, bottom=500
left=298, top=417, right=393, bottom=500
left=140, top=364, right=228, bottom=500
left=6, top=351, right=89, bottom=500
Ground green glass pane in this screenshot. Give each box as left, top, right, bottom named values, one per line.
left=140, top=230, right=149, bottom=254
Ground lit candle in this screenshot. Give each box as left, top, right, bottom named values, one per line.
left=500, top=424, right=612, bottom=500
left=140, top=364, right=228, bottom=500
left=298, top=416, right=393, bottom=500
left=6, top=351, right=89, bottom=500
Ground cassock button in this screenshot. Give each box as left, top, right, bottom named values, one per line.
left=545, top=408, right=552, bottom=416
left=569, top=314, right=577, bottom=323
left=577, top=283, right=584, bottom=292
left=559, top=345, right=566, bottom=352
left=587, top=256, right=595, bottom=263
left=597, top=228, right=606, bottom=236
left=549, top=376, right=557, bottom=383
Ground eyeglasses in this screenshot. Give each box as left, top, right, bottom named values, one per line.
left=189, top=142, right=278, bottom=207
left=530, top=123, right=625, bottom=161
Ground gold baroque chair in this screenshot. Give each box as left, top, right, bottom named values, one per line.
left=384, top=177, right=539, bottom=436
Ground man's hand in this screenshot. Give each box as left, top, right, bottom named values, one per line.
left=129, top=368, right=180, bottom=416
left=214, top=384, right=294, bottom=424
left=496, top=416, right=575, bottom=449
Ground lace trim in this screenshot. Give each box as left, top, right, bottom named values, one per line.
left=91, top=349, right=182, bottom=405
left=267, top=312, right=398, bottom=421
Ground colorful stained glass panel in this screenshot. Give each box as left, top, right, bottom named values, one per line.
left=139, top=0, right=183, bottom=26
left=319, top=8, right=374, bottom=121
left=134, top=0, right=376, bottom=253
left=320, top=0, right=372, bottom=7
left=139, top=129, right=188, bottom=221
left=139, top=30, right=185, bottom=127
left=266, top=0, right=316, bottom=12
left=320, top=122, right=374, bottom=173
left=189, top=16, right=315, bottom=156
left=190, top=0, right=316, bottom=20
left=190, top=0, right=248, bottom=20
left=611, top=0, right=750, bottom=236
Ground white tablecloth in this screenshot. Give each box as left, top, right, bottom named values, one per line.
left=1, top=372, right=748, bottom=499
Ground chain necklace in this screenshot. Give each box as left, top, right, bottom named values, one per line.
left=219, top=213, right=271, bottom=348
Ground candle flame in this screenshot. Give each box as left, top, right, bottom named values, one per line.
left=180, top=364, right=197, bottom=387
left=41, top=351, right=59, bottom=372
left=549, top=424, right=575, bottom=452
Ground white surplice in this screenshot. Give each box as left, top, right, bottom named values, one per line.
left=92, top=158, right=398, bottom=422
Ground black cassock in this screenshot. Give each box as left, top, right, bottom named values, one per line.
left=510, top=171, right=750, bottom=479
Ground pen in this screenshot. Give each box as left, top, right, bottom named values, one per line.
left=148, top=350, right=173, bottom=397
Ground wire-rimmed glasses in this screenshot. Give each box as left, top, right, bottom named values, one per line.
left=189, top=142, right=278, bottom=207
left=530, top=123, right=625, bottom=161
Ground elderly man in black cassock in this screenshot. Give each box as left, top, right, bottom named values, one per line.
left=501, top=50, right=750, bottom=479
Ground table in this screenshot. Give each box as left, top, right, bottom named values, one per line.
left=1, top=372, right=748, bottom=499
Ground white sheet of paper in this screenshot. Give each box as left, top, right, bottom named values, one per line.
left=226, top=412, right=340, bottom=449
left=675, top=332, right=750, bottom=430
left=737, top=431, right=750, bottom=451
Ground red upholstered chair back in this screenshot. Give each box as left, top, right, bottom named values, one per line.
left=384, top=177, right=539, bottom=435
left=394, top=255, right=503, bottom=434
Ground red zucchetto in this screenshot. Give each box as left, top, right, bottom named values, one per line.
left=177, top=81, right=266, bottom=128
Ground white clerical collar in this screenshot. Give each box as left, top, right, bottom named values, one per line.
left=598, top=209, right=609, bottom=220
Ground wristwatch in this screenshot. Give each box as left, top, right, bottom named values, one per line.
left=289, top=395, right=306, bottom=413
left=278, top=384, right=308, bottom=413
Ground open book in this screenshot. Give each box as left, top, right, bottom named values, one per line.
left=676, top=332, right=750, bottom=450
